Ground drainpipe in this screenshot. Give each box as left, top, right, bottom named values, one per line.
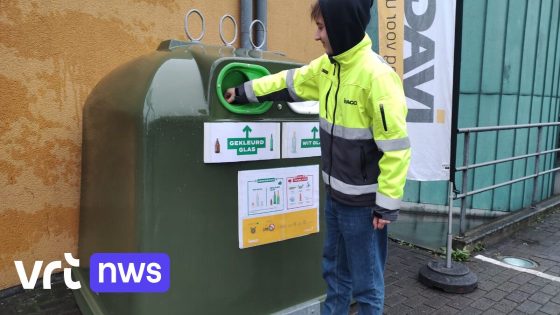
left=256, top=0, right=267, bottom=50
left=240, top=0, right=253, bottom=49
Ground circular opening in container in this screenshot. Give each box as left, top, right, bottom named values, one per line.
left=220, top=70, right=248, bottom=94
left=216, top=62, right=272, bottom=115
left=501, top=257, right=538, bottom=269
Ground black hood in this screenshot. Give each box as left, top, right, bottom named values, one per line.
left=319, top=0, right=373, bottom=56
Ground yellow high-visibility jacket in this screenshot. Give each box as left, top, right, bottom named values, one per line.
left=235, top=35, right=410, bottom=221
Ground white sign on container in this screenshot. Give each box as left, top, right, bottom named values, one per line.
left=204, top=122, right=280, bottom=163
left=281, top=122, right=321, bottom=159
left=237, top=165, right=320, bottom=249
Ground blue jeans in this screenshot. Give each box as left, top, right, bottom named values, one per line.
left=321, top=195, right=388, bottom=315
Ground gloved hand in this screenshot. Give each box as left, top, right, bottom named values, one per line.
left=224, top=88, right=236, bottom=103
left=224, top=85, right=250, bottom=105
left=372, top=205, right=399, bottom=229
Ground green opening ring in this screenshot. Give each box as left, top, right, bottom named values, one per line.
left=216, top=62, right=272, bottom=115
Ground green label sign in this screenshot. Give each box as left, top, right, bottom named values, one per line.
left=257, top=178, right=276, bottom=183
left=227, top=125, right=266, bottom=155
left=300, top=126, right=320, bottom=148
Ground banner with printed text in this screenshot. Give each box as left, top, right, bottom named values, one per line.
left=377, top=0, right=456, bottom=181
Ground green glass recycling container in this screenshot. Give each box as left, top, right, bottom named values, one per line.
left=74, top=40, right=325, bottom=315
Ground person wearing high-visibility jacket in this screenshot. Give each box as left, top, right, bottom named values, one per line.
left=225, top=0, right=410, bottom=313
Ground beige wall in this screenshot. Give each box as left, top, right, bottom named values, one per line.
left=0, top=0, right=322, bottom=290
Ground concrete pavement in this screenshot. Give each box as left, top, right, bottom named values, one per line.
left=1, top=208, right=559, bottom=315
left=382, top=207, right=560, bottom=315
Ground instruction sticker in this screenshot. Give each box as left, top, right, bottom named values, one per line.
left=282, top=122, right=321, bottom=159
left=204, top=122, right=280, bottom=163
left=238, top=165, right=320, bottom=249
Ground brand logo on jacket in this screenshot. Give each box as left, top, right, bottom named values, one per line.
left=344, top=98, right=358, bottom=105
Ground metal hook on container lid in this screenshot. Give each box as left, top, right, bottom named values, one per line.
left=249, top=19, right=266, bottom=50
left=219, top=15, right=238, bottom=47
left=184, top=9, right=205, bottom=42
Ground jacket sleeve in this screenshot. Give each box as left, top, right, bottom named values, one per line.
left=369, top=71, right=411, bottom=221
left=234, top=56, right=324, bottom=103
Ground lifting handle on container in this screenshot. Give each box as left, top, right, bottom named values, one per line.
left=184, top=9, right=205, bottom=42
left=219, top=15, right=238, bottom=47
left=249, top=19, right=266, bottom=50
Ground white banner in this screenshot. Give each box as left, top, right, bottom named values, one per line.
left=378, top=0, right=456, bottom=181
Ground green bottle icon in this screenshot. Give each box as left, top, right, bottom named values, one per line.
left=270, top=133, right=273, bottom=151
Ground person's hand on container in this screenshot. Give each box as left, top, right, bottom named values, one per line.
left=224, top=88, right=236, bottom=103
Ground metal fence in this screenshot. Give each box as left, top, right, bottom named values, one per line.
left=455, top=122, right=560, bottom=235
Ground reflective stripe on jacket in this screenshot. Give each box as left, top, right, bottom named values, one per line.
left=238, top=35, right=410, bottom=218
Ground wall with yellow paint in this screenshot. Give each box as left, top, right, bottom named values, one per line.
left=0, top=0, right=322, bottom=290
